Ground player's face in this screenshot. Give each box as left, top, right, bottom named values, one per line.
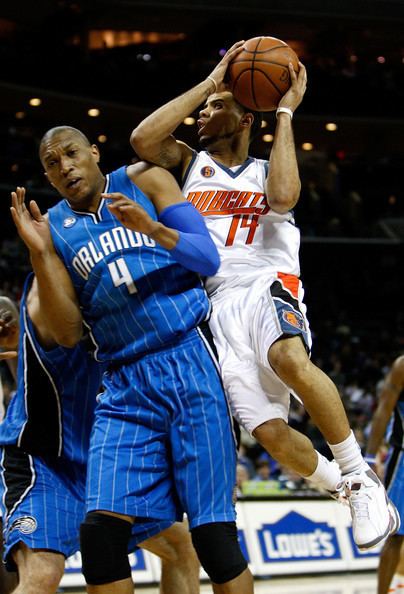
left=40, top=131, right=104, bottom=209
left=197, top=92, right=245, bottom=148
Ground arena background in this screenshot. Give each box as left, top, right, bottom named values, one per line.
left=0, top=1, right=403, bottom=591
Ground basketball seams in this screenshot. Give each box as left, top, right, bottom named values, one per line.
left=229, top=35, right=298, bottom=111
left=250, top=37, right=262, bottom=110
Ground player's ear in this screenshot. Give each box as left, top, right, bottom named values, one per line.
left=91, top=144, right=100, bottom=163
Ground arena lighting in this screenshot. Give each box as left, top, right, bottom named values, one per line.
left=88, top=108, right=100, bottom=117
left=262, top=134, right=274, bottom=142
left=29, top=98, right=41, bottom=107
left=325, top=122, right=338, bottom=131
left=302, top=142, right=313, bottom=151
left=183, top=117, right=195, bottom=125
left=97, top=135, right=107, bottom=143
left=15, top=111, right=26, bottom=119
left=261, top=120, right=268, bottom=128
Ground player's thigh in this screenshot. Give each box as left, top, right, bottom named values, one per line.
left=170, top=339, right=237, bottom=530
left=210, top=289, right=291, bottom=434
left=86, top=367, right=179, bottom=522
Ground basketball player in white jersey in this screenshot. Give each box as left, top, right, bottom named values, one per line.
left=131, top=40, right=399, bottom=551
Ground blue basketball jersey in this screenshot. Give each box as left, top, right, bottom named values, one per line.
left=0, top=274, right=104, bottom=465
left=47, top=166, right=210, bottom=363
left=386, top=390, right=404, bottom=450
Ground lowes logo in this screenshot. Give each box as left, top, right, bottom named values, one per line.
left=258, top=511, right=341, bottom=562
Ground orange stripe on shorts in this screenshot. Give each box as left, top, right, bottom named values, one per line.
left=277, top=272, right=299, bottom=298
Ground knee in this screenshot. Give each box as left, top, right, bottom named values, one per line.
left=80, top=512, right=132, bottom=585
left=269, top=337, right=310, bottom=379
left=253, top=419, right=290, bottom=456
left=153, top=522, right=198, bottom=565
left=191, top=522, right=247, bottom=584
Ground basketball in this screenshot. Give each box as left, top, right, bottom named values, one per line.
left=228, top=36, right=299, bottom=112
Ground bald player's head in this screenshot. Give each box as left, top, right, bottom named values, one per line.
left=39, top=126, right=91, bottom=163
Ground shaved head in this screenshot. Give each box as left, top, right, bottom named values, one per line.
left=39, top=126, right=91, bottom=162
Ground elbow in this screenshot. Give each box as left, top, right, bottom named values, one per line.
left=130, top=127, right=149, bottom=157
left=270, top=189, right=300, bottom=214
left=270, top=198, right=296, bottom=214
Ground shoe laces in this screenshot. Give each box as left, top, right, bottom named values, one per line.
left=347, top=481, right=371, bottom=520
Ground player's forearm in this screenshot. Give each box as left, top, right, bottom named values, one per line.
left=131, top=79, right=215, bottom=162
left=30, top=252, right=83, bottom=347
left=267, top=114, right=301, bottom=213
left=366, top=406, right=392, bottom=456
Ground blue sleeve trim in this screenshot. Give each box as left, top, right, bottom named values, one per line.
left=159, top=202, right=220, bottom=276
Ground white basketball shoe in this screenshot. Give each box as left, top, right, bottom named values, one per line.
left=344, top=466, right=400, bottom=551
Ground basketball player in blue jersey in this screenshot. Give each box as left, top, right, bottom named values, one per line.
left=10, top=127, right=254, bottom=594
left=0, top=300, right=18, bottom=594
left=131, top=40, right=399, bottom=552
left=365, top=356, right=404, bottom=594
left=0, top=279, right=202, bottom=594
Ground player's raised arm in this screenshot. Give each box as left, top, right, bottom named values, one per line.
left=10, top=187, right=83, bottom=347
left=130, top=41, right=245, bottom=170
left=266, top=61, right=307, bottom=214
left=106, top=164, right=220, bottom=276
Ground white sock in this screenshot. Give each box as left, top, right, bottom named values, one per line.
left=305, top=451, right=342, bottom=491
left=327, top=430, right=366, bottom=475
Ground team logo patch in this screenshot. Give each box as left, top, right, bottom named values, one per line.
left=283, top=310, right=305, bottom=331
left=63, top=216, right=77, bottom=228
left=200, top=166, right=215, bottom=178
left=9, top=516, right=37, bottom=535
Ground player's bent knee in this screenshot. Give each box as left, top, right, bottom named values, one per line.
left=269, top=337, right=310, bottom=377
left=80, top=512, right=132, bottom=585
left=191, top=522, right=247, bottom=584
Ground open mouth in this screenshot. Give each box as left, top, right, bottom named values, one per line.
left=66, top=178, right=82, bottom=190
left=197, top=119, right=206, bottom=131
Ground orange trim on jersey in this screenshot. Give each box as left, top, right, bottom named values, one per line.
left=278, top=272, right=299, bottom=298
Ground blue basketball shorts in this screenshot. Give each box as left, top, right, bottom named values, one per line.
left=86, top=328, right=237, bottom=530
left=0, top=445, right=173, bottom=566
left=0, top=446, right=86, bottom=566
left=385, top=447, right=404, bottom=535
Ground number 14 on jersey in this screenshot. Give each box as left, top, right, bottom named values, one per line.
left=225, top=214, right=259, bottom=246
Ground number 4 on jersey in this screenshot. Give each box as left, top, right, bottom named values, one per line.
left=225, top=214, right=260, bottom=247
left=108, top=258, right=137, bottom=294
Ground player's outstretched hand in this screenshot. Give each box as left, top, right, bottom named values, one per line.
left=104, top=193, right=159, bottom=236
left=207, top=40, right=245, bottom=92
left=0, top=301, right=19, bottom=351
left=10, top=187, right=53, bottom=255
left=278, top=61, right=307, bottom=113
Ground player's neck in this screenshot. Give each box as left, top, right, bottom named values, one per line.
left=207, top=145, right=249, bottom=168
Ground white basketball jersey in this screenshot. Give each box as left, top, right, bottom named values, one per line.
left=182, top=151, right=301, bottom=294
